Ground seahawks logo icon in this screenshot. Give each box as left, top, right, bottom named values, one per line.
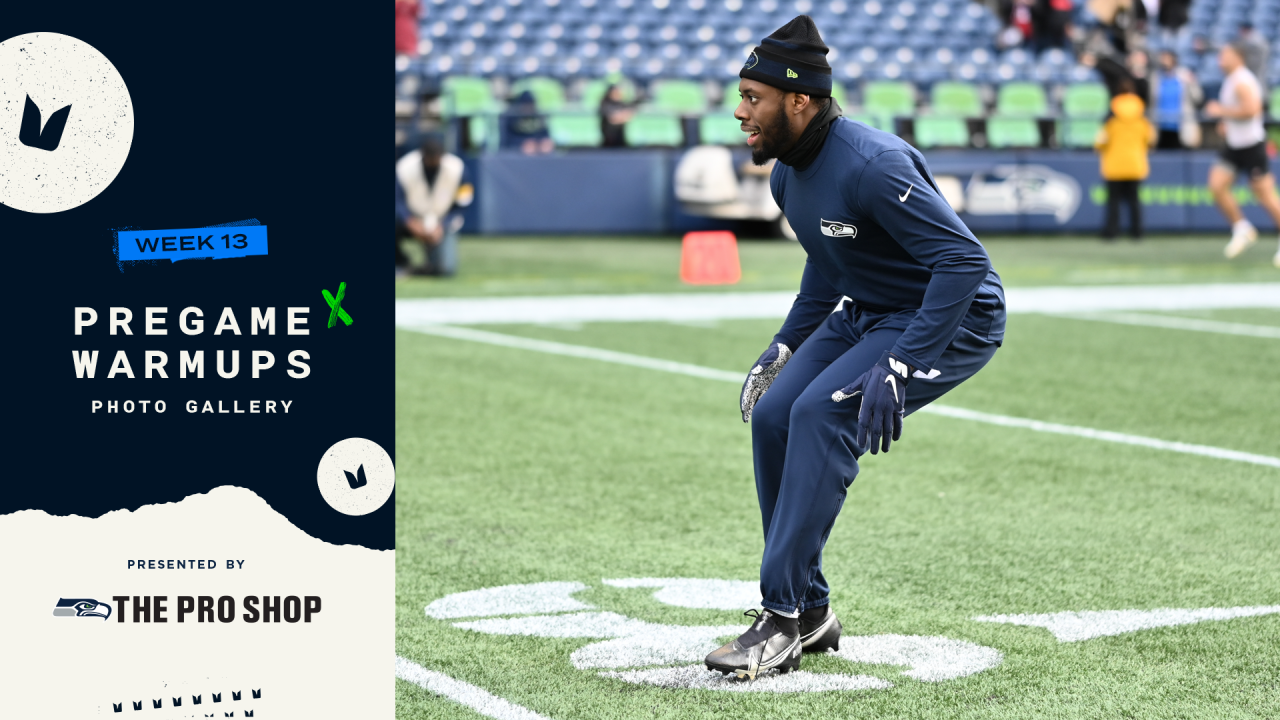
left=53, top=597, right=112, bottom=621
left=820, top=219, right=858, bottom=238
left=743, top=52, right=759, bottom=70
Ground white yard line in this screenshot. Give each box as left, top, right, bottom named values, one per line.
left=1050, top=311, right=1280, bottom=339
left=399, top=323, right=1280, bottom=470
left=396, top=283, right=1280, bottom=326
left=396, top=656, right=553, bottom=720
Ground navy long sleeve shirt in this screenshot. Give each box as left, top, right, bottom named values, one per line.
left=770, top=117, right=1006, bottom=372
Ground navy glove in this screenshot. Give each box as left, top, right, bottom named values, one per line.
left=740, top=343, right=791, bottom=422
left=831, top=351, right=913, bottom=454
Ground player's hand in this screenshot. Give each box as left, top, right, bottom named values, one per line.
left=406, top=216, right=430, bottom=240
left=1204, top=100, right=1222, bottom=118
left=832, top=351, right=913, bottom=454
left=740, top=343, right=791, bottom=423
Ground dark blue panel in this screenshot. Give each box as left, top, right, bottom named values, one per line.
left=479, top=150, right=669, bottom=233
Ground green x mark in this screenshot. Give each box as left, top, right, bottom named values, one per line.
left=323, top=281, right=353, bottom=328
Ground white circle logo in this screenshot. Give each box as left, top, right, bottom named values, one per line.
left=316, top=438, right=396, bottom=516
left=0, top=32, right=134, bottom=214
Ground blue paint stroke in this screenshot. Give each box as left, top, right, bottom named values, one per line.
left=113, top=219, right=267, bottom=271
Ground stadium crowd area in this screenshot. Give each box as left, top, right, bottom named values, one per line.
left=394, top=0, right=1280, bottom=151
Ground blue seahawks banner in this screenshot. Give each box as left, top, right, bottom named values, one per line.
left=0, top=3, right=391, bottom=717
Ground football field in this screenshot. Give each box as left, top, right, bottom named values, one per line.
left=395, top=237, right=1280, bottom=719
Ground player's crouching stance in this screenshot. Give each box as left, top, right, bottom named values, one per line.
left=705, top=15, right=1007, bottom=680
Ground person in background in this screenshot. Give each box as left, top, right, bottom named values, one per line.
left=395, top=0, right=420, bottom=58
left=1152, top=50, right=1203, bottom=149
left=1236, top=22, right=1270, bottom=94
left=1208, top=42, right=1280, bottom=267
left=1030, top=0, right=1074, bottom=54
left=395, top=134, right=474, bottom=276
left=1087, top=48, right=1151, bottom=105
left=600, top=84, right=636, bottom=147
left=502, top=90, right=555, bottom=155
left=1095, top=80, right=1155, bottom=240
left=1156, top=0, right=1191, bottom=44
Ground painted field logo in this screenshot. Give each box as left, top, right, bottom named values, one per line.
left=53, top=597, right=112, bottom=621
left=0, top=32, right=134, bottom=214
left=424, top=579, right=1003, bottom=693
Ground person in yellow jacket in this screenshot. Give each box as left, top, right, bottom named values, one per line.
left=1094, top=82, right=1157, bottom=239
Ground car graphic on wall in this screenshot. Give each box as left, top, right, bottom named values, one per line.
left=953, top=164, right=1082, bottom=223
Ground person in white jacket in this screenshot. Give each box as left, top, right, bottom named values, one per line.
left=395, top=134, right=473, bottom=276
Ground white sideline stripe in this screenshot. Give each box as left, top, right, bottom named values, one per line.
left=395, top=283, right=1280, bottom=325
left=395, top=656, right=552, bottom=720
left=407, top=323, right=744, bottom=382
left=1051, top=312, right=1280, bottom=339
left=401, top=323, right=1280, bottom=470
left=918, top=405, right=1280, bottom=469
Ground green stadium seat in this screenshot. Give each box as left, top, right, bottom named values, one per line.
left=548, top=113, right=602, bottom=147
left=1059, top=118, right=1103, bottom=148
left=996, top=82, right=1049, bottom=117
left=722, top=80, right=741, bottom=110
left=914, top=116, right=970, bottom=148
left=847, top=113, right=894, bottom=132
left=863, top=81, right=916, bottom=121
left=511, top=76, right=567, bottom=113
left=442, top=76, right=497, bottom=116
left=651, top=80, right=708, bottom=114
left=986, top=116, right=1041, bottom=148
left=830, top=82, right=848, bottom=109
left=699, top=112, right=744, bottom=145
left=1062, top=83, right=1110, bottom=119
left=930, top=82, right=983, bottom=117
left=625, top=113, right=684, bottom=146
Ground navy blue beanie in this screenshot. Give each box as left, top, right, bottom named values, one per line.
left=740, top=15, right=833, bottom=97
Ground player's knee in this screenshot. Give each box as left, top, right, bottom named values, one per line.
left=751, top=391, right=791, bottom=436
left=787, top=393, right=840, bottom=432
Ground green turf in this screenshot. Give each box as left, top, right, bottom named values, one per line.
left=395, top=236, right=1280, bottom=298
left=396, top=239, right=1280, bottom=719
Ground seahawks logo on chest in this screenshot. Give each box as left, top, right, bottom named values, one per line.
left=819, top=219, right=858, bottom=238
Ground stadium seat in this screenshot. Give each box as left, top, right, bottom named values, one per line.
left=862, top=81, right=916, bottom=122
left=547, top=112, right=603, bottom=147
left=847, top=113, right=893, bottom=132
left=651, top=79, right=709, bottom=114
left=914, top=116, right=970, bottom=148
left=830, top=82, right=849, bottom=108
left=441, top=76, right=498, bottom=116
left=699, top=112, right=744, bottom=145
left=995, top=82, right=1049, bottom=117
left=1062, top=83, right=1110, bottom=119
left=510, top=76, right=567, bottom=112
left=986, top=116, right=1040, bottom=147
left=625, top=112, right=684, bottom=145
left=1059, top=118, right=1102, bottom=148
left=930, top=81, right=983, bottom=117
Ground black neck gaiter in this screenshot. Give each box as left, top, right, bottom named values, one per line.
left=777, top=97, right=843, bottom=172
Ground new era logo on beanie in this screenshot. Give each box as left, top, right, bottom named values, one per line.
left=740, top=15, right=833, bottom=97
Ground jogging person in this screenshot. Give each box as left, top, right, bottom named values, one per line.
left=703, top=15, right=1006, bottom=680
left=1209, top=41, right=1280, bottom=268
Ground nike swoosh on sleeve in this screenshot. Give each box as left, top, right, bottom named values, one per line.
left=898, top=184, right=913, bottom=202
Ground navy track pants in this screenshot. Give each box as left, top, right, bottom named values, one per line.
left=750, top=304, right=999, bottom=615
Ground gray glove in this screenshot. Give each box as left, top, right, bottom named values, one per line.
left=740, top=343, right=791, bottom=423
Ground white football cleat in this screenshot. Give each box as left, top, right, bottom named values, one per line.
left=1224, top=222, right=1257, bottom=259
